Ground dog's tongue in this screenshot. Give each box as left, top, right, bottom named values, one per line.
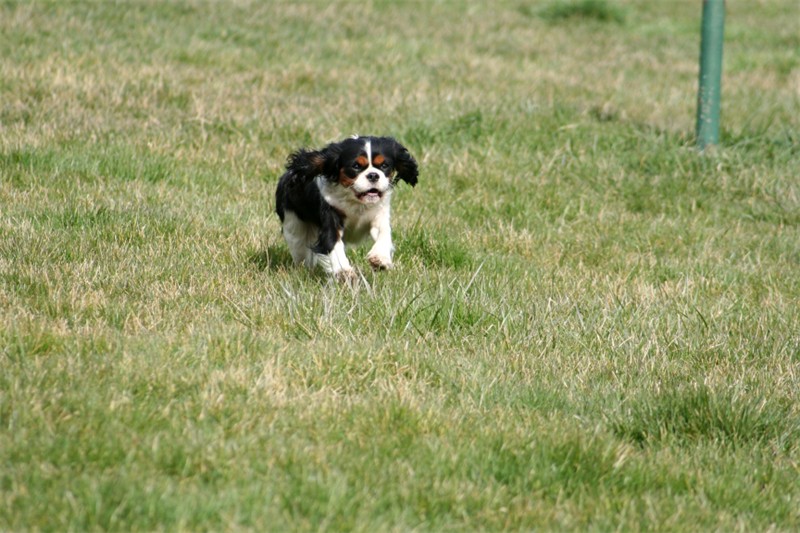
left=359, top=189, right=381, bottom=200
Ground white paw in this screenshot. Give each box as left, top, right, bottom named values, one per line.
left=367, top=253, right=394, bottom=271
left=334, top=268, right=359, bottom=284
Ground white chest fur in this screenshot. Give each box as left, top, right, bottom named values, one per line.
left=316, top=177, right=393, bottom=245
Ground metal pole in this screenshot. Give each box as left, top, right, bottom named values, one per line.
left=696, top=0, right=725, bottom=150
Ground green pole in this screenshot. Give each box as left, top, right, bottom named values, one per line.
left=696, top=0, right=725, bottom=150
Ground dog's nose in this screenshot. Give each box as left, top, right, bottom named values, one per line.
left=366, top=172, right=380, bottom=183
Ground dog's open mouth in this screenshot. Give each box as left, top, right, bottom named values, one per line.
left=356, top=189, right=383, bottom=202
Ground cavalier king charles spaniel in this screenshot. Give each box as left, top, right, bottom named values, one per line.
left=276, top=136, right=418, bottom=279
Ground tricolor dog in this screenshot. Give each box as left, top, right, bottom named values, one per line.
left=275, top=136, right=418, bottom=279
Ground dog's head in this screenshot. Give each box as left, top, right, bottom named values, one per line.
left=290, top=136, right=418, bottom=205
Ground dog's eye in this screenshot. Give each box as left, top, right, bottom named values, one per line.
left=379, top=162, right=390, bottom=170
left=352, top=162, right=363, bottom=170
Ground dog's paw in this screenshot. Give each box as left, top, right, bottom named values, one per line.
left=367, top=253, right=394, bottom=271
left=335, top=268, right=359, bottom=284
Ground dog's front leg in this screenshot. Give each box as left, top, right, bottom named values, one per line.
left=313, top=236, right=355, bottom=281
left=367, top=212, right=394, bottom=270
left=327, top=238, right=355, bottom=280
left=311, top=208, right=355, bottom=281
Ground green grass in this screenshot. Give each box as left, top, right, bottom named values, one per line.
left=536, top=0, right=627, bottom=24
left=2, top=1, right=799, bottom=531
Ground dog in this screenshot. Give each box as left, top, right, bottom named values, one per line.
left=275, top=135, right=418, bottom=279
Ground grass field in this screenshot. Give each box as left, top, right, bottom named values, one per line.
left=1, top=0, right=799, bottom=531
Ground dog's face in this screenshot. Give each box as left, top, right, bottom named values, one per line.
left=322, top=136, right=418, bottom=205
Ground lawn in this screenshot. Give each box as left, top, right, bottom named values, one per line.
left=1, top=0, right=799, bottom=531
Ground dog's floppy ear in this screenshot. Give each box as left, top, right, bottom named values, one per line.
left=391, top=139, right=418, bottom=187
left=286, top=148, right=326, bottom=180
left=320, top=142, right=344, bottom=180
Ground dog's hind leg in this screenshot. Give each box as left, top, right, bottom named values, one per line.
left=281, top=211, right=317, bottom=267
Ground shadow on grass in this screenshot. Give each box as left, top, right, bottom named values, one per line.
left=248, top=244, right=294, bottom=272
left=534, top=0, right=627, bottom=24
left=395, top=228, right=474, bottom=270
